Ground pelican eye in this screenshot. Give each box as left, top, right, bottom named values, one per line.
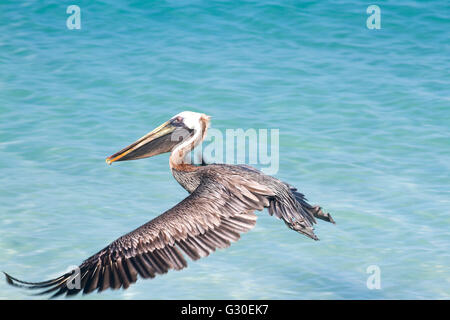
left=172, top=116, right=184, bottom=126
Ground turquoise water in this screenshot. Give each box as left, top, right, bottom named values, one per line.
left=0, top=0, right=449, bottom=299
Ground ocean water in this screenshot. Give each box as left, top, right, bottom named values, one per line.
left=0, top=0, right=449, bottom=299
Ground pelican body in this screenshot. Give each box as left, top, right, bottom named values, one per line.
left=5, top=111, right=334, bottom=297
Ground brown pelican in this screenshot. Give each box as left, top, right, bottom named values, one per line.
left=5, top=111, right=335, bottom=298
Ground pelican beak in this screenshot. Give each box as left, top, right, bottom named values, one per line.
left=106, top=120, right=183, bottom=164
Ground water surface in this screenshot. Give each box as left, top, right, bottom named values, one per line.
left=0, top=0, right=449, bottom=299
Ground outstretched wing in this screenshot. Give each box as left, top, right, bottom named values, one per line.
left=233, top=164, right=334, bottom=240
left=4, top=174, right=274, bottom=298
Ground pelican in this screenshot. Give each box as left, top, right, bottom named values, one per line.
left=5, top=111, right=335, bottom=298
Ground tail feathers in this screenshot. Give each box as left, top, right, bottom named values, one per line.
left=267, top=184, right=335, bottom=241
left=290, top=189, right=335, bottom=224
left=267, top=194, right=319, bottom=241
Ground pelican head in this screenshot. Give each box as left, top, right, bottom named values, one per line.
left=106, top=111, right=210, bottom=164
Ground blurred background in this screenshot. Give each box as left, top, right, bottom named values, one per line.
left=0, top=0, right=448, bottom=299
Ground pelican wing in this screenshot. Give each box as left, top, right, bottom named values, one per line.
left=5, top=174, right=274, bottom=298
left=226, top=164, right=327, bottom=239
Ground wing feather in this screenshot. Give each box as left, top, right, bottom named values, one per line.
left=5, top=165, right=332, bottom=297
left=4, top=174, right=271, bottom=297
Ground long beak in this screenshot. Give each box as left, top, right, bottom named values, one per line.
left=106, top=121, right=176, bottom=165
